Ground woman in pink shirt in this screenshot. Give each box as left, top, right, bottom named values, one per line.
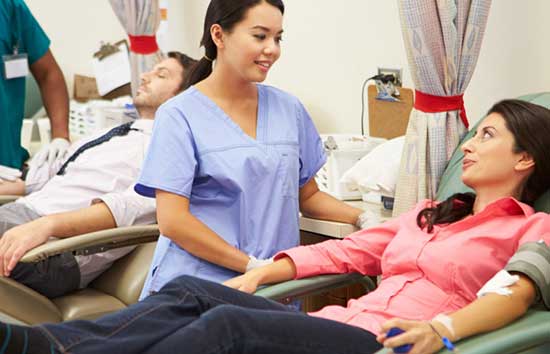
left=1, top=104, right=550, bottom=352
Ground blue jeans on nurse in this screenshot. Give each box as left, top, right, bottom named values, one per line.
left=37, top=275, right=382, bottom=354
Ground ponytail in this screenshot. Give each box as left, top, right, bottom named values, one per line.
left=182, top=57, right=213, bottom=91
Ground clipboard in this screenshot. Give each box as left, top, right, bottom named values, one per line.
left=91, top=40, right=131, bottom=96
left=368, top=85, right=414, bottom=139
left=93, top=40, right=128, bottom=60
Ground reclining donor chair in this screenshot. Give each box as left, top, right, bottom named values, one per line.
left=1, top=93, right=549, bottom=353
left=373, top=92, right=550, bottom=354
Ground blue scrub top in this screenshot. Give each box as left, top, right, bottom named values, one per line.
left=136, top=85, right=326, bottom=299
left=0, top=0, right=50, bottom=168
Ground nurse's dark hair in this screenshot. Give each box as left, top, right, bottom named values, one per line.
left=417, top=99, right=550, bottom=233
left=167, top=51, right=198, bottom=92
left=182, top=0, right=285, bottom=90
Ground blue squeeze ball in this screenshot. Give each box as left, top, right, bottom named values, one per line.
left=386, top=327, right=413, bottom=354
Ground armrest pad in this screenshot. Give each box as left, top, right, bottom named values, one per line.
left=0, top=276, right=62, bottom=325
left=254, top=273, right=375, bottom=303
left=374, top=309, right=550, bottom=354
left=0, top=195, right=19, bottom=205
left=21, top=225, right=160, bottom=263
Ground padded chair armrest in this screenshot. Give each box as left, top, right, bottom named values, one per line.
left=254, top=273, right=376, bottom=304
left=0, top=276, right=62, bottom=325
left=0, top=195, right=19, bottom=205
left=374, top=309, right=550, bottom=354
left=20, top=225, right=160, bottom=263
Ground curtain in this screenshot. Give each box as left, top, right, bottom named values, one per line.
left=109, top=0, right=163, bottom=97
left=392, top=0, right=491, bottom=216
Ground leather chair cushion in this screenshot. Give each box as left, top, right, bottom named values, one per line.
left=52, top=288, right=126, bottom=321
left=90, top=242, right=156, bottom=305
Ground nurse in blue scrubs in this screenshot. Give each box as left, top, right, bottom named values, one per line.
left=135, top=0, right=365, bottom=299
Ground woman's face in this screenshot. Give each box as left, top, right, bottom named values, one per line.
left=460, top=113, right=528, bottom=190
left=217, top=2, right=283, bottom=83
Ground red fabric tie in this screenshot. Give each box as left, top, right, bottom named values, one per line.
left=414, top=90, right=469, bottom=128
left=128, top=35, right=159, bottom=55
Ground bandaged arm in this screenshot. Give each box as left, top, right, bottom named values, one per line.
left=432, top=241, right=550, bottom=342
left=435, top=273, right=536, bottom=342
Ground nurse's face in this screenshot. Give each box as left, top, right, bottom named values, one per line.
left=134, top=58, right=183, bottom=109
left=216, top=2, right=283, bottom=83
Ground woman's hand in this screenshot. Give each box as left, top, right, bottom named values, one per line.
left=223, top=269, right=263, bottom=294
left=377, top=318, right=447, bottom=354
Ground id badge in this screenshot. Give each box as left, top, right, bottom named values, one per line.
left=3, top=53, right=29, bottom=79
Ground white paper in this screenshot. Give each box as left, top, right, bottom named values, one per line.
left=91, top=44, right=131, bottom=96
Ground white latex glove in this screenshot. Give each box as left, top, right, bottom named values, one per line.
left=246, top=256, right=274, bottom=272
left=355, top=209, right=381, bottom=229
left=0, top=164, right=22, bottom=182
left=33, top=137, right=70, bottom=167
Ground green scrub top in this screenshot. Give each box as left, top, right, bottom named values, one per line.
left=0, top=0, right=50, bottom=168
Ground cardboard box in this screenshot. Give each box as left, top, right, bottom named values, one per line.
left=73, top=74, right=101, bottom=102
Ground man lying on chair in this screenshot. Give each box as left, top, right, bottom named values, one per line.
left=0, top=52, right=197, bottom=298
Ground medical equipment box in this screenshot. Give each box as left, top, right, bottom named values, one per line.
left=315, top=134, right=386, bottom=200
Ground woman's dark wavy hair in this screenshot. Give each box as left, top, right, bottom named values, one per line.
left=418, top=99, right=550, bottom=233
left=182, top=0, right=285, bottom=91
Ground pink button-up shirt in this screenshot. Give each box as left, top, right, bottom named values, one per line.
left=277, top=198, right=549, bottom=335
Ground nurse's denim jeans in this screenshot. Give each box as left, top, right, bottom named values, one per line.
left=39, top=275, right=382, bottom=354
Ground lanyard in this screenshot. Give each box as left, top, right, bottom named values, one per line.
left=10, top=0, right=21, bottom=54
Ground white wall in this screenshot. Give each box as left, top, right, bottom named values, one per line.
left=25, top=0, right=126, bottom=93
left=25, top=0, right=550, bottom=133
left=466, top=0, right=550, bottom=125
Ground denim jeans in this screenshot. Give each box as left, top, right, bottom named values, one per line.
left=38, top=275, right=382, bottom=354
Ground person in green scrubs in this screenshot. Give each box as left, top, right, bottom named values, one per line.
left=0, top=0, right=69, bottom=169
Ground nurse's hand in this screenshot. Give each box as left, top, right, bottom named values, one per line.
left=224, top=269, right=263, bottom=294
left=377, top=318, right=445, bottom=354
left=246, top=256, right=274, bottom=272
left=0, top=218, right=54, bottom=277
left=355, top=209, right=381, bottom=229
left=33, top=137, right=70, bottom=167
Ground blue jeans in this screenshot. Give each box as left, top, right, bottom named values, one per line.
left=38, top=275, right=382, bottom=354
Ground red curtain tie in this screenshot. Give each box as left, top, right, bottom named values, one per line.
left=414, top=90, right=469, bottom=128
left=128, top=35, right=159, bottom=55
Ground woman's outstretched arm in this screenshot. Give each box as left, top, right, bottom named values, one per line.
left=378, top=274, right=536, bottom=354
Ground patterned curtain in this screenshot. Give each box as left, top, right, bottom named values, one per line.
left=109, top=0, right=163, bottom=97
left=392, top=0, right=491, bottom=216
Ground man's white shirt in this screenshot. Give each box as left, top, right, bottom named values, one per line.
left=17, top=119, right=156, bottom=287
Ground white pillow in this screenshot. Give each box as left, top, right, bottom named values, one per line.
left=339, top=136, right=405, bottom=197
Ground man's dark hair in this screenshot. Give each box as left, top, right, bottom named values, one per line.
left=167, top=51, right=199, bottom=92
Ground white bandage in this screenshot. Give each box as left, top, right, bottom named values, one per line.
left=246, top=256, right=274, bottom=272
left=432, top=313, right=458, bottom=340
left=476, top=269, right=519, bottom=298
